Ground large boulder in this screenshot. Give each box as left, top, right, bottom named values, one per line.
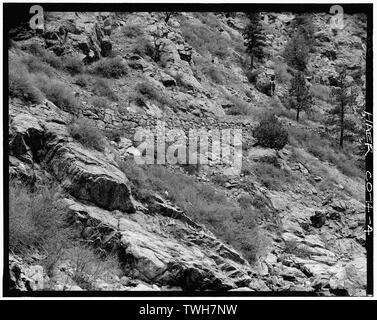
left=9, top=106, right=136, bottom=213
left=64, top=198, right=255, bottom=291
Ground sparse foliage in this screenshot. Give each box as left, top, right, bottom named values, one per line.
left=242, top=13, right=266, bottom=70
left=68, top=117, right=106, bottom=151
left=330, top=66, right=358, bottom=148
left=289, top=71, right=313, bottom=122
left=92, top=56, right=127, bottom=78
left=253, top=114, right=288, bottom=150
left=284, top=32, right=309, bottom=71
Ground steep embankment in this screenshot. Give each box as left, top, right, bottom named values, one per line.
left=8, top=12, right=366, bottom=295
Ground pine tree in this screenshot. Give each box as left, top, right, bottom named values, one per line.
left=289, top=71, right=313, bottom=122
left=284, top=31, right=309, bottom=71
left=330, top=66, right=357, bottom=148
left=242, top=13, right=265, bottom=70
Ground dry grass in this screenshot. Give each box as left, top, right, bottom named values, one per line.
left=32, top=74, right=79, bottom=113
left=119, top=157, right=268, bottom=263
left=180, top=18, right=230, bottom=59
left=133, top=81, right=174, bottom=109
left=91, top=56, right=128, bottom=78
left=91, top=96, right=111, bottom=110
left=68, top=117, right=106, bottom=152
left=310, top=84, right=332, bottom=102
left=93, top=77, right=118, bottom=101
left=9, top=61, right=43, bottom=104
left=131, top=36, right=155, bottom=59
left=9, top=181, right=71, bottom=275
left=288, top=126, right=362, bottom=177
left=274, top=61, right=292, bottom=84
left=202, top=65, right=225, bottom=84
left=64, top=55, right=84, bottom=75
left=122, top=23, right=144, bottom=38
left=25, top=43, right=64, bottom=69
left=226, top=95, right=251, bottom=115
left=68, top=246, right=122, bottom=290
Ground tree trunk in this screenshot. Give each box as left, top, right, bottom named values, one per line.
left=250, top=55, right=254, bottom=71
left=296, top=97, right=301, bottom=122
left=340, top=102, right=344, bottom=148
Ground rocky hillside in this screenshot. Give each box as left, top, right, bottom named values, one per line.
left=8, top=11, right=366, bottom=295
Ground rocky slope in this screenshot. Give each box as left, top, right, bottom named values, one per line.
left=8, top=11, right=366, bottom=295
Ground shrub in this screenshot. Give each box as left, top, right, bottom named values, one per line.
left=310, top=84, right=331, bottom=102
left=21, top=54, right=55, bottom=77
left=92, top=56, right=127, bottom=78
left=91, top=96, right=111, bottom=110
left=64, top=55, right=84, bottom=75
left=33, top=74, right=78, bottom=112
left=93, top=78, right=118, bottom=101
left=68, top=117, right=106, bottom=151
left=103, top=128, right=123, bottom=143
left=134, top=81, right=173, bottom=108
left=25, top=43, right=63, bottom=69
left=226, top=95, right=250, bottom=115
left=122, top=23, right=144, bottom=38
left=253, top=114, right=288, bottom=150
left=9, top=63, right=43, bottom=104
left=203, top=65, right=224, bottom=84
left=253, top=162, right=294, bottom=190
left=180, top=20, right=229, bottom=59
left=288, top=126, right=361, bottom=177
left=131, top=36, right=155, bottom=59
left=68, top=246, right=121, bottom=290
left=211, top=173, right=229, bottom=186
left=274, top=61, right=292, bottom=83
left=74, top=74, right=90, bottom=87
left=245, top=69, right=260, bottom=84
left=9, top=180, right=71, bottom=273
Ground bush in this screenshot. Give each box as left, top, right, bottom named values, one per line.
left=92, top=56, right=127, bottom=78
left=74, top=74, right=90, bottom=87
left=253, top=162, right=294, bottom=190
left=93, top=78, right=118, bottom=101
left=103, top=128, right=123, bottom=143
left=64, top=55, right=84, bottom=75
left=310, top=84, right=332, bottom=102
left=68, top=117, right=106, bottom=151
left=33, top=74, right=78, bottom=113
left=118, top=158, right=268, bottom=263
left=21, top=54, right=56, bottom=77
left=180, top=19, right=229, bottom=59
left=9, top=181, right=71, bottom=273
left=245, top=69, right=260, bottom=84
left=288, top=126, right=361, bottom=177
left=91, top=96, right=111, bottom=110
left=9, top=63, right=43, bottom=104
left=203, top=65, right=224, bottom=84
left=68, top=246, right=121, bottom=290
left=25, top=43, right=63, bottom=69
left=134, top=81, right=173, bottom=108
left=226, top=95, right=250, bottom=115
left=122, top=23, right=144, bottom=38
left=131, top=36, right=155, bottom=59
left=274, top=61, right=292, bottom=83
left=253, top=114, right=288, bottom=150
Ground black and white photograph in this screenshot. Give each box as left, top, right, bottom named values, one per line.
left=1, top=1, right=373, bottom=302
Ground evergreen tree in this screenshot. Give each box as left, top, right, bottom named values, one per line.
left=330, top=66, right=357, bottom=148
left=289, top=71, right=313, bottom=122
left=242, top=13, right=265, bottom=70
left=284, top=31, right=309, bottom=71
